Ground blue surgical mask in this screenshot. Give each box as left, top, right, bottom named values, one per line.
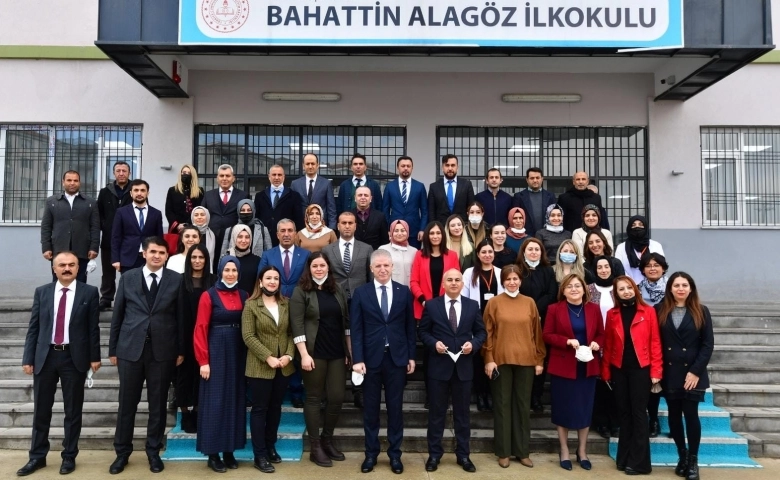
left=559, top=252, right=577, bottom=264
left=525, top=258, right=540, bottom=268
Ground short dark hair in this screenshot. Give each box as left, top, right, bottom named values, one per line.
left=396, top=156, right=413, bottom=167
left=62, top=170, right=80, bottom=180
left=338, top=211, right=356, bottom=222
left=640, top=252, right=669, bottom=274
left=486, top=168, right=501, bottom=178
left=298, top=252, right=339, bottom=293
left=441, top=154, right=458, bottom=164
left=129, top=179, right=149, bottom=190
left=351, top=154, right=367, bottom=164
left=113, top=161, right=130, bottom=172
left=142, top=236, right=168, bottom=251
left=303, top=152, right=319, bottom=162
left=526, top=167, right=543, bottom=178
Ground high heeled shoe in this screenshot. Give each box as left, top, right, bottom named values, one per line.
left=576, top=453, right=592, bottom=471
left=559, top=453, right=572, bottom=471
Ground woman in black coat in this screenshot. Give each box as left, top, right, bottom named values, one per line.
left=654, top=272, right=714, bottom=480
left=165, top=164, right=204, bottom=231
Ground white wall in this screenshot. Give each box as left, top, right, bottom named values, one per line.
left=0, top=0, right=98, bottom=46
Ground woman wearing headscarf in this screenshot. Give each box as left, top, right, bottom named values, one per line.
left=655, top=273, right=714, bottom=480
left=191, top=206, right=216, bottom=269
left=176, top=244, right=215, bottom=434
left=296, top=204, right=337, bottom=252
left=243, top=266, right=295, bottom=473
left=583, top=230, right=625, bottom=279
left=226, top=224, right=261, bottom=295
left=219, top=199, right=273, bottom=260
left=464, top=202, right=489, bottom=247
left=445, top=214, right=474, bottom=271
left=378, top=220, right=417, bottom=286
left=489, top=224, right=517, bottom=269
left=535, top=204, right=572, bottom=265
left=194, top=255, right=249, bottom=472
left=165, top=164, right=203, bottom=232
left=290, top=253, right=351, bottom=467
left=505, top=207, right=529, bottom=254
left=586, top=256, right=620, bottom=440
left=166, top=225, right=201, bottom=274
left=572, top=204, right=614, bottom=254
left=615, top=215, right=665, bottom=284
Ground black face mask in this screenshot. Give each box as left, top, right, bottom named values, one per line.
left=239, top=213, right=254, bottom=224
left=618, top=296, right=637, bottom=307
left=628, top=227, right=647, bottom=241
left=261, top=287, right=278, bottom=297
left=181, top=174, right=192, bottom=184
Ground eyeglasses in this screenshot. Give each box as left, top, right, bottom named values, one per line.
left=565, top=284, right=583, bottom=290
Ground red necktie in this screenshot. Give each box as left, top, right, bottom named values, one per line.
left=54, top=287, right=69, bottom=345
left=222, top=190, right=229, bottom=205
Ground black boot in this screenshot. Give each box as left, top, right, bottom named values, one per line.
left=476, top=395, right=487, bottom=412
left=649, top=417, right=660, bottom=438
left=686, top=454, right=699, bottom=480
left=485, top=392, right=493, bottom=411
left=674, top=448, right=689, bottom=477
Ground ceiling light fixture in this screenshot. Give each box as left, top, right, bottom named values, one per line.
left=262, top=92, right=341, bottom=102
left=501, top=94, right=582, bottom=103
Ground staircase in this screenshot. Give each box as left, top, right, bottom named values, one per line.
left=0, top=300, right=778, bottom=464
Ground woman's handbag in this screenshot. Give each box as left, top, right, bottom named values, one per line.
left=163, top=222, right=180, bottom=255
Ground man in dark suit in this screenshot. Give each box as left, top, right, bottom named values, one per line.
left=97, top=161, right=132, bottom=309
left=108, top=237, right=184, bottom=475
left=418, top=269, right=486, bottom=473
left=557, top=171, right=606, bottom=232
left=255, top=165, right=304, bottom=246
left=512, top=167, right=557, bottom=237
left=40, top=170, right=100, bottom=284
left=111, top=180, right=164, bottom=274
left=290, top=153, right=337, bottom=229
left=350, top=249, right=416, bottom=475
left=382, top=156, right=428, bottom=248
left=428, top=155, right=475, bottom=224
left=475, top=168, right=513, bottom=227
left=352, top=186, right=389, bottom=250
left=337, top=154, right=382, bottom=215
left=321, top=213, right=372, bottom=301
left=17, top=251, right=101, bottom=476
left=200, top=164, right=251, bottom=242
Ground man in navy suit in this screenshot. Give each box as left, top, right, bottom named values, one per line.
left=200, top=164, right=251, bottom=242
left=475, top=168, right=513, bottom=227
left=512, top=167, right=556, bottom=237
left=257, top=218, right=311, bottom=407
left=350, top=249, right=416, bottom=475
left=382, top=156, right=428, bottom=248
left=418, top=269, right=486, bottom=473
left=255, top=165, right=304, bottom=246
left=337, top=154, right=382, bottom=215
left=111, top=180, right=164, bottom=273
left=18, top=251, right=101, bottom=476
left=428, top=155, right=475, bottom=224
left=290, top=153, right=337, bottom=229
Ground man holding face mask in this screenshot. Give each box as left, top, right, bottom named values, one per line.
left=418, top=268, right=486, bottom=473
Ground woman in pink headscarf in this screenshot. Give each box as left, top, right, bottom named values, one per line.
left=378, top=219, right=418, bottom=286
left=505, top=207, right=530, bottom=254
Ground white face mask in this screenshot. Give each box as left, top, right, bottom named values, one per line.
left=510, top=227, right=526, bottom=234
left=525, top=258, right=540, bottom=268
left=505, top=290, right=520, bottom=298
left=222, top=281, right=238, bottom=289
left=469, top=215, right=483, bottom=225
left=309, top=222, right=322, bottom=230
left=313, top=274, right=328, bottom=286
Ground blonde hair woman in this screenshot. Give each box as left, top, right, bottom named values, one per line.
left=166, top=164, right=203, bottom=231
left=445, top=214, right=474, bottom=271
left=552, top=239, right=593, bottom=284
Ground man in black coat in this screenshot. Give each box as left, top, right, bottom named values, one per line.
left=418, top=268, right=486, bottom=473
left=512, top=167, right=557, bottom=237
left=352, top=186, right=389, bottom=250
left=557, top=171, right=605, bottom=232
left=97, top=161, right=132, bottom=309
left=428, top=155, right=475, bottom=224
left=17, top=251, right=101, bottom=476
left=254, top=164, right=304, bottom=246
left=200, top=164, right=251, bottom=242
left=40, top=170, right=100, bottom=284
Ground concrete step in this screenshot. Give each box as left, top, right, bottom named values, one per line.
left=712, top=384, right=780, bottom=408
left=0, top=309, right=114, bottom=324
left=741, top=432, right=780, bottom=458
left=713, top=328, right=780, bottom=345
left=710, top=315, right=780, bottom=329
left=0, top=340, right=111, bottom=359
left=0, top=359, right=119, bottom=380
left=0, top=426, right=159, bottom=450
left=0, top=401, right=176, bottom=429
left=0, top=323, right=112, bottom=338
left=709, top=345, right=780, bottom=363
left=708, top=364, right=780, bottom=384
left=0, top=379, right=127, bottom=403
left=725, top=406, right=780, bottom=433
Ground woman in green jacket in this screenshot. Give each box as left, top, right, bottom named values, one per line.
left=290, top=252, right=351, bottom=467
left=242, top=265, right=295, bottom=473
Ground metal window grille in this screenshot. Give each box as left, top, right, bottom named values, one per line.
left=701, top=127, right=780, bottom=227
left=195, top=125, right=406, bottom=195
left=0, top=125, right=142, bottom=223
left=438, top=126, right=648, bottom=242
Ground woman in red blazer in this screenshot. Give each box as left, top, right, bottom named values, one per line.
left=601, top=275, right=662, bottom=475
left=544, top=274, right=605, bottom=471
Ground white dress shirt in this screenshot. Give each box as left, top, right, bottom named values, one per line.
left=142, top=266, right=163, bottom=290
left=220, top=186, right=234, bottom=203
left=278, top=244, right=296, bottom=258
left=352, top=176, right=368, bottom=187
left=64, top=192, right=78, bottom=208
left=374, top=279, right=394, bottom=310
left=52, top=281, right=76, bottom=344
left=444, top=294, right=462, bottom=327
left=338, top=238, right=354, bottom=263
left=134, top=204, right=149, bottom=251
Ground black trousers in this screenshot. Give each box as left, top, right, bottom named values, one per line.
left=667, top=398, right=702, bottom=455
left=647, top=391, right=661, bottom=421
left=248, top=371, right=290, bottom=458
left=99, top=248, right=118, bottom=302
left=30, top=349, right=88, bottom=460
left=114, top=343, right=175, bottom=457
left=593, top=379, right=620, bottom=430
left=612, top=366, right=652, bottom=473
left=428, top=374, right=472, bottom=459
left=51, top=257, right=88, bottom=284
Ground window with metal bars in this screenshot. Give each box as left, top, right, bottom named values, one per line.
left=0, top=125, right=142, bottom=223
left=195, top=125, right=406, bottom=195
left=437, top=126, right=648, bottom=242
left=701, top=127, right=780, bottom=227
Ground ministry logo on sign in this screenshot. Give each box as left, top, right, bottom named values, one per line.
left=202, top=0, right=249, bottom=32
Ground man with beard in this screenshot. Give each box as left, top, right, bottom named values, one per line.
left=475, top=168, right=512, bottom=227
left=511, top=167, right=557, bottom=237
left=427, top=155, right=475, bottom=224
left=556, top=171, right=605, bottom=233
left=382, top=156, right=428, bottom=248
left=111, top=180, right=164, bottom=273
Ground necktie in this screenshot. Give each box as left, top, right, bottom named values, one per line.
left=136, top=207, right=145, bottom=230
left=54, top=287, right=69, bottom=345
left=447, top=180, right=455, bottom=212
left=380, top=285, right=389, bottom=320
left=355, top=178, right=363, bottom=188
left=352, top=179, right=362, bottom=209
left=308, top=179, right=314, bottom=203
left=273, top=190, right=280, bottom=208
left=283, top=249, right=291, bottom=279
left=148, top=272, right=159, bottom=309
left=343, top=242, right=351, bottom=274
left=402, top=181, right=408, bottom=204
left=222, top=190, right=229, bottom=205
left=449, top=299, right=458, bottom=333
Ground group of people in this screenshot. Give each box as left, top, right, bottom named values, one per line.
left=21, top=155, right=712, bottom=478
